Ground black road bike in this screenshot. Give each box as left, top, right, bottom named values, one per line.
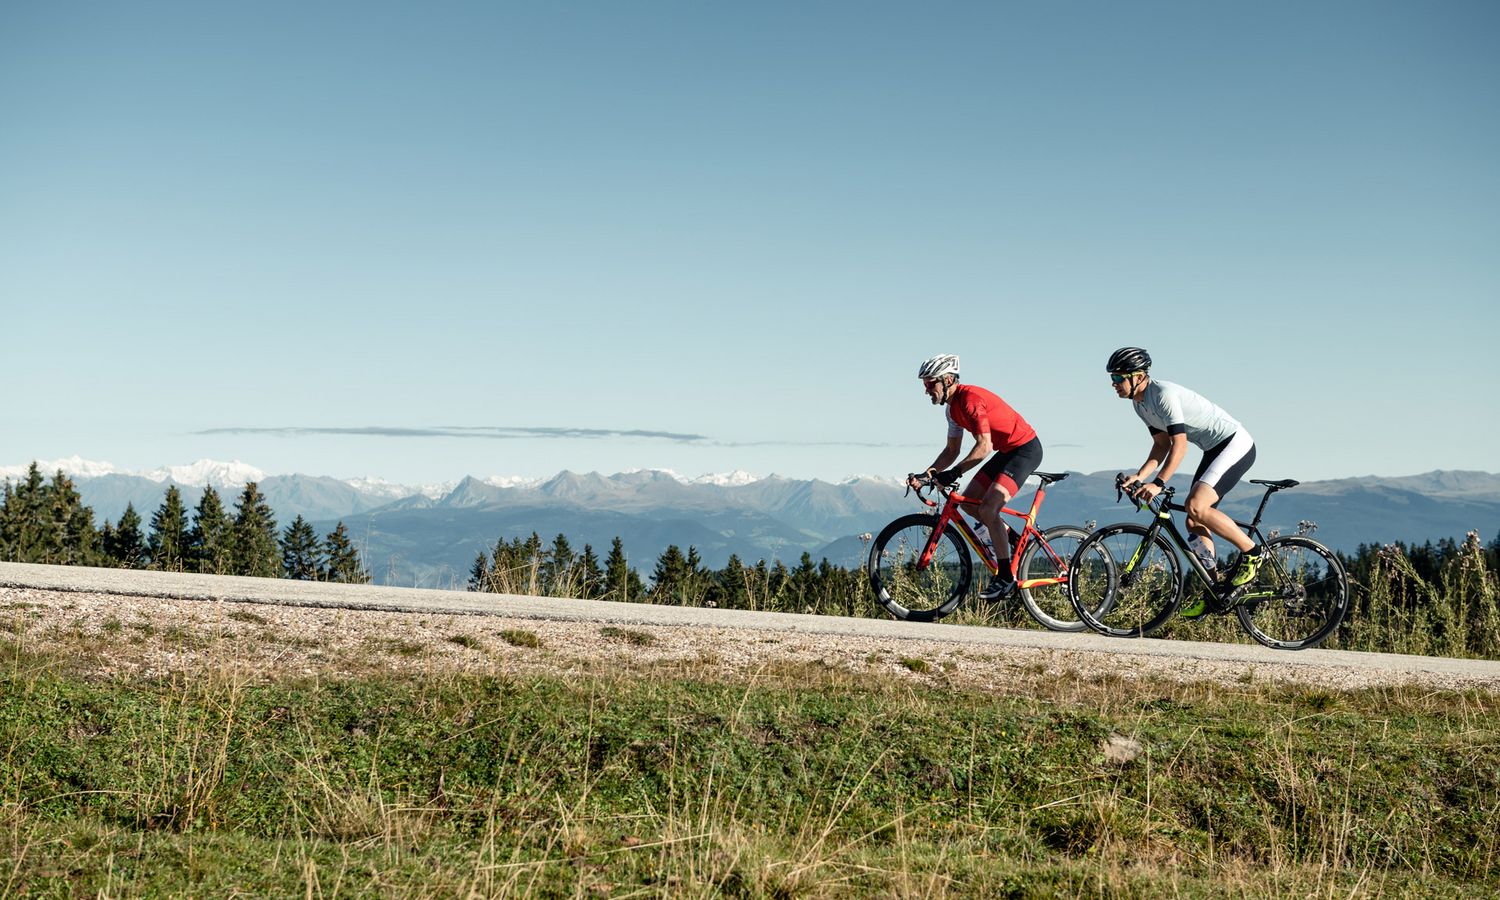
left=1067, top=475, right=1350, bottom=650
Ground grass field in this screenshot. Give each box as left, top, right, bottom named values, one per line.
left=3, top=612, right=1497, bottom=899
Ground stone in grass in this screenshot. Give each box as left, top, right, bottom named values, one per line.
left=1102, top=733, right=1144, bottom=765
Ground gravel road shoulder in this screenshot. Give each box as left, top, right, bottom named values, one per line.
left=5, top=579, right=1499, bottom=696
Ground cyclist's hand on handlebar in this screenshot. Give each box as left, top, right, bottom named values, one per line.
left=1116, top=473, right=1151, bottom=506
left=906, top=471, right=932, bottom=492
left=933, top=467, right=963, bottom=487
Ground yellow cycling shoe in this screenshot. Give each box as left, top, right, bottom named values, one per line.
left=1228, top=550, right=1264, bottom=587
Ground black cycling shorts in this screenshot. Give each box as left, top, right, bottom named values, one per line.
left=973, top=436, right=1044, bottom=499
left=1194, top=430, right=1256, bottom=501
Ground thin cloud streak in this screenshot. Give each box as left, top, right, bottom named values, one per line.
left=196, top=425, right=709, bottom=442
left=714, top=440, right=911, bottom=449
left=194, top=425, right=918, bottom=449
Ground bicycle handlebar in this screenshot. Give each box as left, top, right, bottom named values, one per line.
left=1114, top=472, right=1175, bottom=514
left=905, top=473, right=949, bottom=509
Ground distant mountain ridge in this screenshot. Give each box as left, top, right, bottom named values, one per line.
left=6, top=459, right=1498, bottom=589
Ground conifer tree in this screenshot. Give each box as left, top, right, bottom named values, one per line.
left=651, top=544, right=692, bottom=604
left=49, top=471, right=101, bottom=566
left=3, top=464, right=57, bottom=563
left=0, top=481, right=15, bottom=560
left=147, top=486, right=189, bottom=572
left=603, top=537, right=643, bottom=602
left=467, top=551, right=491, bottom=592
left=280, top=515, right=323, bottom=580
left=98, top=522, right=116, bottom=564
left=750, top=559, right=772, bottom=609
left=104, top=503, right=148, bottom=569
left=486, top=536, right=515, bottom=591
left=786, top=552, right=819, bottom=609
left=543, top=533, right=576, bottom=596
left=579, top=543, right=604, bottom=599
left=322, top=522, right=370, bottom=584
left=768, top=560, right=791, bottom=606
left=484, top=533, right=544, bottom=594
left=0, top=466, right=99, bottom=565
left=230, top=482, right=280, bottom=577
left=187, top=487, right=233, bottom=574
left=686, top=546, right=710, bottom=604
left=717, top=553, right=750, bottom=610
left=518, top=532, right=544, bottom=594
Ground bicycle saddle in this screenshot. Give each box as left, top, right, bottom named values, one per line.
left=1034, top=471, right=1069, bottom=485
left=1249, top=478, right=1299, bottom=490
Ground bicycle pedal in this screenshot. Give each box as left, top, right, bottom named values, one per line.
left=1213, top=586, right=1247, bottom=611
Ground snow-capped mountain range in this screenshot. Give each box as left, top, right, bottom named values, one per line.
left=1, top=457, right=878, bottom=500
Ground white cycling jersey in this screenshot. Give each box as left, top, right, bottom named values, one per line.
left=1133, top=380, right=1242, bottom=450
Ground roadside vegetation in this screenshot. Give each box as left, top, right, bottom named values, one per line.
left=2, top=622, right=1497, bottom=897
left=473, top=529, right=1500, bottom=661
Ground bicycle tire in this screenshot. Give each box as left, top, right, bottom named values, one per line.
left=1016, top=524, right=1093, bottom=632
left=1068, top=523, right=1183, bottom=638
left=1235, top=535, right=1350, bottom=650
left=867, top=513, right=973, bottom=623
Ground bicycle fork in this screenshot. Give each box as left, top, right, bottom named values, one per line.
left=1120, top=512, right=1170, bottom=584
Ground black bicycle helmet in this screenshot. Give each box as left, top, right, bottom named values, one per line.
left=1106, top=347, right=1152, bottom=374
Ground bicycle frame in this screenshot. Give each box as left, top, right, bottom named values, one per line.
left=913, top=480, right=1069, bottom=590
left=1121, top=480, right=1298, bottom=607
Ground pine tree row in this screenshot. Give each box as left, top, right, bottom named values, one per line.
left=466, top=530, right=882, bottom=617
left=0, top=463, right=368, bottom=582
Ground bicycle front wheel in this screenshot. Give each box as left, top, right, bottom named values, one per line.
left=1068, top=523, right=1183, bottom=637
left=1235, top=536, right=1350, bottom=650
left=867, top=513, right=973, bottom=623
left=1017, top=525, right=1092, bottom=632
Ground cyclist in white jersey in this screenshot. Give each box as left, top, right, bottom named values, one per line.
left=1106, top=347, right=1262, bottom=613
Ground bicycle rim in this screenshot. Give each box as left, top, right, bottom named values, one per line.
left=1017, top=525, right=1091, bottom=632
left=1235, top=536, right=1349, bottom=650
left=1069, top=524, right=1182, bottom=637
left=867, top=514, right=972, bottom=623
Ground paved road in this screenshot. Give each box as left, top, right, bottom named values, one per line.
left=4, top=561, right=1499, bottom=683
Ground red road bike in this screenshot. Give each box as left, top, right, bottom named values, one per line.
left=865, top=471, right=1096, bottom=630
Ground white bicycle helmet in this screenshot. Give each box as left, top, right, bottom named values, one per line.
left=918, top=354, right=960, bottom=380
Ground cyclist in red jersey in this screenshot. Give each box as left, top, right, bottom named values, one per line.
left=910, top=354, right=1044, bottom=600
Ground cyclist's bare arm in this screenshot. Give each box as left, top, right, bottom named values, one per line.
left=1124, top=432, right=1175, bottom=491
left=1149, top=433, right=1190, bottom=483
left=923, top=433, right=992, bottom=484
left=953, top=432, right=993, bottom=476
left=922, top=435, right=965, bottom=477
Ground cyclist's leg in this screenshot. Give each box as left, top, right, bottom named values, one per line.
left=967, top=438, right=1042, bottom=586
left=964, top=465, right=1011, bottom=575
left=1185, top=432, right=1256, bottom=554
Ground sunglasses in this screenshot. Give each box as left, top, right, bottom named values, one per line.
left=1109, top=372, right=1139, bottom=384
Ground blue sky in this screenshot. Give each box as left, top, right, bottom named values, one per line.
left=3, top=1, right=1497, bottom=487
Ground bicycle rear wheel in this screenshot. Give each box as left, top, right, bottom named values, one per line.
left=867, top=513, right=973, bottom=623
left=1068, top=523, right=1182, bottom=637
left=1017, top=525, right=1092, bottom=632
left=1235, top=536, right=1349, bottom=650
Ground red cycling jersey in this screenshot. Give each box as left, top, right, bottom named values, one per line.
left=945, top=384, right=1037, bottom=452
